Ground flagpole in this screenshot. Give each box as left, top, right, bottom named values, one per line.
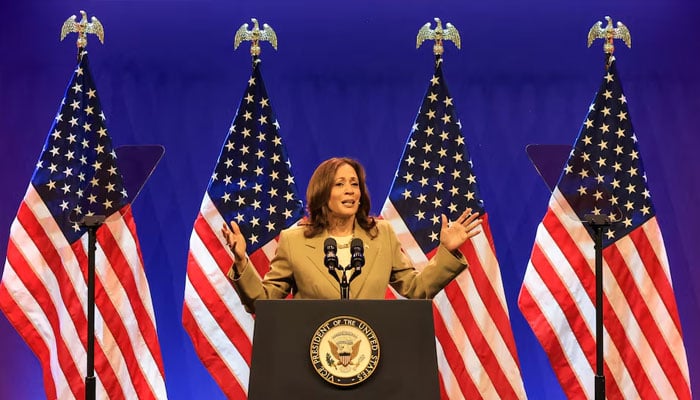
left=81, top=216, right=104, bottom=400
left=60, top=11, right=107, bottom=400
left=584, top=215, right=610, bottom=400
left=586, top=17, right=631, bottom=400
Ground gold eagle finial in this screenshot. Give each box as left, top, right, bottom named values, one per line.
left=234, top=18, right=278, bottom=57
left=60, top=10, right=104, bottom=51
left=587, top=16, right=631, bottom=55
left=416, top=17, right=461, bottom=56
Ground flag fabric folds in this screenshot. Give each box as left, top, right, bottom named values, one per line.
left=182, top=59, right=304, bottom=398
left=0, top=53, right=167, bottom=399
left=518, top=57, right=691, bottom=399
left=381, top=59, right=527, bottom=399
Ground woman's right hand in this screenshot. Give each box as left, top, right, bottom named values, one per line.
left=221, top=221, right=247, bottom=262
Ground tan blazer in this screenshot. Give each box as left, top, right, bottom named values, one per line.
left=228, top=220, right=467, bottom=313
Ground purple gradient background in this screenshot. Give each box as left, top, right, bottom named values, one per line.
left=1, top=1, right=698, bottom=398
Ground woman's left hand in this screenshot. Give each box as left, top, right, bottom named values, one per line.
left=440, top=209, right=483, bottom=252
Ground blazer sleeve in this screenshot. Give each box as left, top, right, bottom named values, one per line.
left=385, top=222, right=468, bottom=299
left=227, top=229, right=295, bottom=313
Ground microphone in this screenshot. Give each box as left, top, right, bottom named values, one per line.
left=350, top=238, right=365, bottom=272
left=323, top=237, right=338, bottom=272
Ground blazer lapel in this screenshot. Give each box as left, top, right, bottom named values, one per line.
left=301, top=234, right=342, bottom=295
left=348, top=227, right=379, bottom=297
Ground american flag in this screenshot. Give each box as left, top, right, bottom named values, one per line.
left=381, top=59, right=527, bottom=399
left=0, top=53, right=167, bottom=399
left=518, top=56, right=691, bottom=399
left=182, top=59, right=304, bottom=398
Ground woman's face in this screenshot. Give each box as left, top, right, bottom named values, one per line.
left=327, top=163, right=361, bottom=219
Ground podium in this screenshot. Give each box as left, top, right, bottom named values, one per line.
left=248, top=299, right=440, bottom=400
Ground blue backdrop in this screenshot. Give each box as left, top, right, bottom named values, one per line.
left=1, top=1, right=698, bottom=398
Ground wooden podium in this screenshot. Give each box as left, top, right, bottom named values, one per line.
left=247, top=299, right=440, bottom=399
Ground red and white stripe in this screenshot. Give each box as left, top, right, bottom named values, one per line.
left=182, top=193, right=285, bottom=399
left=382, top=200, right=527, bottom=400
left=0, top=185, right=167, bottom=399
left=519, top=188, right=691, bottom=399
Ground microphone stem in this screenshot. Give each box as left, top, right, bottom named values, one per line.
left=340, top=267, right=350, bottom=300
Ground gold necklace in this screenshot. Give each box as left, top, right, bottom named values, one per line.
left=329, top=219, right=355, bottom=249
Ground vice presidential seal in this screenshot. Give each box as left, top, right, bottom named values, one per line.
left=309, top=315, right=380, bottom=387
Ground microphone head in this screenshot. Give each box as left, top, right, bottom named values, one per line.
left=350, top=238, right=365, bottom=270
left=324, top=237, right=338, bottom=270
left=350, top=238, right=363, bottom=253
left=324, top=237, right=337, bottom=253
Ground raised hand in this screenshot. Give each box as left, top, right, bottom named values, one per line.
left=439, top=209, right=482, bottom=252
left=221, top=220, right=247, bottom=262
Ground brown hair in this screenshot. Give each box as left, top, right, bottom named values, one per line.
left=304, top=157, right=377, bottom=238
